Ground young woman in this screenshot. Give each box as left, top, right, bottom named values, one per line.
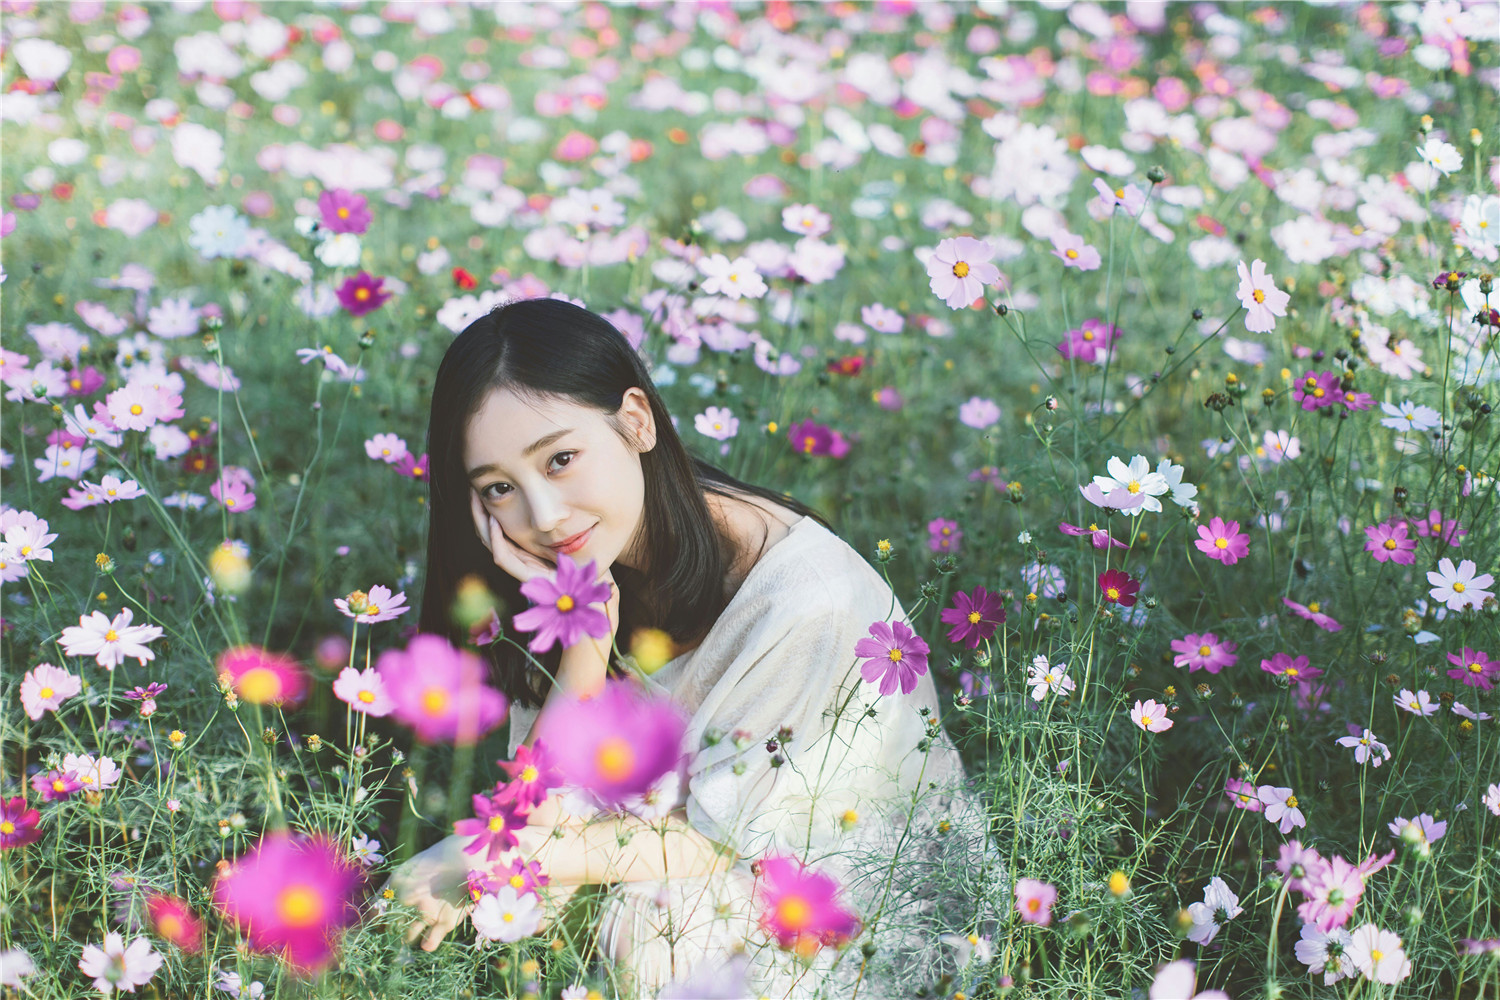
left=391, top=299, right=973, bottom=997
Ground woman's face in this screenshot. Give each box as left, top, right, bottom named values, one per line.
left=463, top=386, right=656, bottom=572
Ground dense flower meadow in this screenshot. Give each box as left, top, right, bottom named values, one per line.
left=2, top=1, right=1498, bottom=997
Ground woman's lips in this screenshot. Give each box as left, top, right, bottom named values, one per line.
left=549, top=526, right=593, bottom=556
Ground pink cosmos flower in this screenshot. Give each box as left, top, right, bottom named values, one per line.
left=781, top=203, right=831, bottom=238
left=1336, top=729, right=1391, bottom=767
left=495, top=741, right=560, bottom=810
left=317, top=189, right=371, bottom=235
left=1050, top=231, right=1101, bottom=270
left=77, top=934, right=162, bottom=995
left=217, top=646, right=307, bottom=706
left=1098, top=569, right=1140, bottom=607
left=364, top=433, right=408, bottom=463
left=1170, top=633, right=1238, bottom=674
left=1260, top=652, right=1322, bottom=682
left=453, top=792, right=527, bottom=863
left=533, top=680, right=687, bottom=809
left=0, top=795, right=41, bottom=851
left=853, top=620, right=931, bottom=696
left=210, top=477, right=256, bottom=513
left=3, top=516, right=57, bottom=563
left=1149, top=959, right=1229, bottom=1000
left=1130, top=699, right=1173, bottom=733
left=1056, top=318, right=1119, bottom=362
left=1194, top=517, right=1250, bottom=565
left=146, top=893, right=205, bottom=953
left=1414, top=508, right=1466, bottom=547
left=59, top=607, right=164, bottom=670
left=1059, top=520, right=1129, bottom=549
left=1224, top=777, right=1263, bottom=812
left=1236, top=259, right=1291, bottom=333
left=1388, top=812, right=1446, bottom=846
left=1283, top=597, right=1342, bottom=632
left=512, top=555, right=613, bottom=654
left=496, top=856, right=550, bottom=901
left=1393, top=688, right=1438, bottom=716
left=334, top=584, right=409, bottom=624
left=104, top=382, right=163, bottom=432
left=861, top=303, right=904, bottom=333
left=927, top=517, right=963, bottom=554
left=1276, top=840, right=1325, bottom=895
left=20, top=663, right=81, bottom=720
left=1014, top=878, right=1057, bottom=926
left=756, top=855, right=860, bottom=954
left=335, top=272, right=391, bottom=317
left=377, top=634, right=508, bottom=745
left=1363, top=520, right=1416, bottom=564
left=1257, top=785, right=1307, bottom=833
left=958, top=396, right=1001, bottom=429
left=1427, top=557, right=1495, bottom=612
left=786, top=420, right=850, bottom=458
left=1092, top=178, right=1147, bottom=215
left=1446, top=647, right=1498, bottom=690
left=331, top=666, right=395, bottom=716
left=939, top=586, right=1005, bottom=649
left=32, top=769, right=82, bottom=802
left=1297, top=853, right=1364, bottom=932
left=1346, top=924, right=1411, bottom=985
left=213, top=832, right=362, bottom=972
left=925, top=236, right=1000, bottom=309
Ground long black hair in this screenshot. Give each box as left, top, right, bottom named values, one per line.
left=418, top=298, right=828, bottom=709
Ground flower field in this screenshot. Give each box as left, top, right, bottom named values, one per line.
left=2, top=1, right=1498, bottom=997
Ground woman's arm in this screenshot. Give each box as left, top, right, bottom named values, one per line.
left=513, top=806, right=737, bottom=886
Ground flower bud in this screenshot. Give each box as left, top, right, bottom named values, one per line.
left=358, top=331, right=376, bottom=349
left=875, top=538, right=894, bottom=563
left=95, top=552, right=116, bottom=574
left=343, top=590, right=370, bottom=616
left=1147, top=165, right=1166, bottom=183
left=169, top=730, right=187, bottom=749
left=305, top=734, right=323, bottom=753
left=1108, top=870, right=1131, bottom=897
left=1006, top=481, right=1025, bottom=503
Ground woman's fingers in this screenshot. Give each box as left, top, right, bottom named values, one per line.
left=404, top=918, right=427, bottom=945
left=469, top=490, right=493, bottom=555
left=421, top=911, right=459, bottom=951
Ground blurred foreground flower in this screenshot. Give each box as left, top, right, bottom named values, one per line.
left=146, top=894, right=204, bottom=953
left=1149, top=959, right=1228, bottom=999
left=755, top=855, right=859, bottom=955
left=213, top=832, right=362, bottom=973
left=1014, top=878, right=1057, bottom=926
left=0, top=797, right=41, bottom=850
left=217, top=646, right=307, bottom=706
left=533, top=679, right=686, bottom=809
left=377, top=634, right=507, bottom=745
left=208, top=539, right=252, bottom=594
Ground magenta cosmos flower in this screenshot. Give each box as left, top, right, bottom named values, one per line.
left=317, top=188, right=371, bottom=235
left=146, top=893, right=205, bottom=953
left=213, top=832, right=362, bottom=972
left=1224, top=777, right=1262, bottom=812
left=1050, top=230, right=1101, bottom=270
left=513, top=555, right=613, bottom=654
left=495, top=741, right=561, bottom=810
left=1363, top=520, right=1416, bottom=565
left=1236, top=258, right=1291, bottom=333
left=1056, top=318, right=1119, bottom=362
left=376, top=634, right=508, bottom=745
left=1414, top=508, right=1466, bottom=547
left=1297, top=855, right=1364, bottom=932
left=1195, top=517, right=1250, bottom=565
left=1446, top=647, right=1497, bottom=690
left=0, top=796, right=42, bottom=849
left=927, top=517, right=962, bottom=554
left=1014, top=878, right=1058, bottom=926
left=925, top=236, right=1000, bottom=309
left=1293, top=371, right=1344, bottom=411
left=217, top=645, right=308, bottom=706
left=533, top=679, right=687, bottom=808
left=940, top=586, right=1005, bottom=649
left=335, top=271, right=391, bottom=317
left=453, top=792, right=527, bottom=863
left=1060, top=520, right=1128, bottom=549
left=1261, top=652, right=1322, bottom=682
left=32, top=769, right=81, bottom=802
left=854, top=619, right=931, bottom=696
left=1130, top=699, right=1173, bottom=733
left=786, top=419, right=850, bottom=458
left=1283, top=597, right=1342, bottom=632
left=1098, top=569, right=1140, bottom=607
left=1170, top=632, right=1238, bottom=673
left=756, top=855, right=860, bottom=954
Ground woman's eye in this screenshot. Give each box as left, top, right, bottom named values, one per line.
left=550, top=451, right=577, bottom=471
left=482, top=483, right=511, bottom=501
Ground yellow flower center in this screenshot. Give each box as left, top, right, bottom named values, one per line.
left=275, top=886, right=324, bottom=928
left=887, top=648, right=903, bottom=662
left=355, top=287, right=370, bottom=301
left=337, top=207, right=350, bottom=219
left=130, top=404, right=143, bottom=415
left=1198, top=646, right=1212, bottom=657
left=1082, top=329, right=1095, bottom=341
left=357, top=690, right=376, bottom=703
left=1285, top=795, right=1298, bottom=808
left=1286, top=667, right=1300, bottom=677
left=777, top=895, right=812, bottom=930
left=556, top=595, right=575, bottom=612
left=236, top=667, right=281, bottom=704
left=487, top=815, right=506, bottom=832
left=1140, top=715, right=1153, bottom=727
left=1107, top=587, right=1121, bottom=600
left=802, top=435, right=816, bottom=453
left=1306, top=602, right=1320, bottom=614
left=510, top=874, right=526, bottom=890
left=1253, top=289, right=1265, bottom=303
left=1471, top=663, right=1483, bottom=673
left=520, top=765, right=539, bottom=783
left=1372, top=949, right=1384, bottom=963
left=366, top=605, right=380, bottom=616
left=1126, top=480, right=1141, bottom=494
left=0, top=821, right=14, bottom=835
left=422, top=688, right=449, bottom=714
left=53, top=779, right=67, bottom=792
left=1454, top=582, right=1466, bottom=593
left=1384, top=539, right=1398, bottom=550
left=1065, top=249, right=1079, bottom=259
left=1215, top=538, right=1228, bottom=549
left=157, top=915, right=184, bottom=939
left=40, top=686, right=55, bottom=699
left=595, top=737, right=635, bottom=781
left=967, top=611, right=982, bottom=624
left=1114, top=188, right=1125, bottom=198
left=952, top=261, right=970, bottom=278
left=105, top=630, right=119, bottom=642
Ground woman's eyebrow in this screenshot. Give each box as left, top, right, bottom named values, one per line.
left=466, top=428, right=573, bottom=480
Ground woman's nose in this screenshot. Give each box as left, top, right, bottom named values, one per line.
left=525, top=485, right=567, bottom=535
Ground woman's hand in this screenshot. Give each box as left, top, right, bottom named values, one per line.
left=470, top=490, right=559, bottom=585
left=387, top=833, right=478, bottom=952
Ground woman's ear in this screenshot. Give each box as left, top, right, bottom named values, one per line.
left=619, top=387, right=657, bottom=453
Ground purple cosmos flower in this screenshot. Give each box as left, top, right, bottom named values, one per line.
left=1293, top=371, right=1344, bottom=410
left=927, top=517, right=962, bottom=554
left=32, top=769, right=82, bottom=802
left=317, top=189, right=371, bottom=235
left=1283, top=598, right=1342, bottom=632
left=1098, top=569, right=1140, bottom=607
left=495, top=741, right=561, bottom=810
left=786, top=419, right=850, bottom=458
left=1056, top=318, right=1119, bottom=363
left=512, top=555, right=612, bottom=654
left=1050, top=231, right=1101, bottom=270
left=1258, top=785, right=1306, bottom=834
left=1261, top=652, right=1322, bottom=681
left=1446, top=647, right=1497, bottom=690
left=939, top=586, right=1005, bottom=649
left=1224, top=778, right=1262, bottom=812
left=1014, top=878, right=1058, bottom=926
left=532, top=680, right=688, bottom=809
left=1195, top=517, right=1250, bottom=565
left=1059, top=520, right=1128, bottom=549
left=335, top=272, right=391, bottom=317
left=1170, top=632, right=1238, bottom=673
left=1388, top=813, right=1446, bottom=847
left=1363, top=520, right=1416, bottom=564
left=854, top=620, right=931, bottom=696
left=453, top=792, right=527, bottom=862
left=1413, top=508, right=1466, bottom=547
